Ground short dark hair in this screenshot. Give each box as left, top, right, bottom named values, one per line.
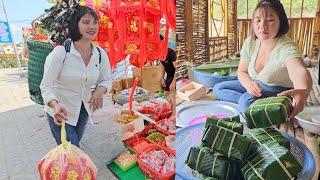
left=68, top=6, right=98, bottom=41
left=250, top=0, right=289, bottom=40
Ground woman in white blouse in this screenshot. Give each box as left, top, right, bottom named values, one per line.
left=40, top=6, right=112, bottom=147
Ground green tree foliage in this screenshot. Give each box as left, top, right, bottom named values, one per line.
left=0, top=57, right=27, bottom=69
left=237, top=0, right=317, bottom=19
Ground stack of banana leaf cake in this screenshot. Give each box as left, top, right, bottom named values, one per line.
left=185, top=96, right=302, bottom=180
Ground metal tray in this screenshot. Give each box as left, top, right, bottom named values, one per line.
left=295, top=106, right=320, bottom=135
left=176, top=100, right=244, bottom=127
left=175, top=123, right=315, bottom=180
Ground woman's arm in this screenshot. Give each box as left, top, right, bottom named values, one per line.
left=89, top=47, right=112, bottom=111
left=40, top=46, right=65, bottom=106
left=40, top=46, right=68, bottom=124
left=279, top=57, right=312, bottom=118
left=237, top=60, right=262, bottom=97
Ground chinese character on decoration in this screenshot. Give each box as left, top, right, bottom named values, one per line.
left=81, top=0, right=176, bottom=68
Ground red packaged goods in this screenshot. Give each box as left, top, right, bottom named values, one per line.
left=137, top=98, right=172, bottom=121
left=156, top=116, right=176, bottom=134
left=38, top=122, right=97, bottom=180
left=165, top=135, right=175, bottom=150
left=136, top=145, right=175, bottom=179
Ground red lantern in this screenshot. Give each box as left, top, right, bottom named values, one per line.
left=84, top=0, right=174, bottom=68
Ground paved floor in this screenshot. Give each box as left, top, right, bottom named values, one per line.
left=0, top=68, right=119, bottom=180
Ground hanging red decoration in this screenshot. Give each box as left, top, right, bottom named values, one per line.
left=83, top=0, right=175, bottom=68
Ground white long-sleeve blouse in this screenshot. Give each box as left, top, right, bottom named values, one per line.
left=40, top=41, right=112, bottom=126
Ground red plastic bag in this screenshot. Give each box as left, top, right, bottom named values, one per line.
left=38, top=121, right=97, bottom=180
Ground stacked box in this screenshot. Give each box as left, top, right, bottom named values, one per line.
left=186, top=147, right=241, bottom=180
left=246, top=127, right=290, bottom=149
left=201, top=125, right=251, bottom=161
left=205, top=116, right=243, bottom=134
left=244, top=96, right=293, bottom=128
left=241, top=141, right=301, bottom=180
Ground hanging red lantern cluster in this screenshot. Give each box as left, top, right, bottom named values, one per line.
left=81, top=0, right=176, bottom=68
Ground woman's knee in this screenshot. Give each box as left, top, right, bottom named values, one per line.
left=238, top=93, right=256, bottom=111
left=213, top=81, right=229, bottom=94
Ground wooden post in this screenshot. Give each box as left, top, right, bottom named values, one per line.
left=311, top=0, right=320, bottom=60
left=176, top=0, right=191, bottom=79
left=206, top=0, right=210, bottom=62
left=185, top=0, right=194, bottom=63
left=227, top=0, right=237, bottom=58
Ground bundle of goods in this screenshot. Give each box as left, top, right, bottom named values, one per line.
left=184, top=96, right=302, bottom=179
left=205, top=115, right=243, bottom=134
left=186, top=147, right=242, bottom=180
left=115, top=87, right=150, bottom=105
left=136, top=144, right=175, bottom=179
left=245, top=127, right=290, bottom=151
left=244, top=96, right=293, bottom=128
left=201, top=125, right=251, bottom=161
left=242, top=141, right=301, bottom=179
left=137, top=98, right=172, bottom=121
left=38, top=122, right=97, bottom=179
left=156, top=116, right=176, bottom=134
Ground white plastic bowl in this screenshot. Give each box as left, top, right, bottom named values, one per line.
left=295, top=106, right=320, bottom=135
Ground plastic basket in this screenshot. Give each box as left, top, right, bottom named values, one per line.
left=176, top=122, right=316, bottom=180
left=146, top=132, right=166, bottom=146
left=136, top=144, right=175, bottom=180
left=27, top=40, right=53, bottom=105
left=124, top=137, right=152, bottom=153
left=114, top=150, right=137, bottom=172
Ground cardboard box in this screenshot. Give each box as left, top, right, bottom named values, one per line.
left=177, top=81, right=206, bottom=102
left=122, top=77, right=134, bottom=89
left=112, top=79, right=123, bottom=92
left=133, top=65, right=164, bottom=93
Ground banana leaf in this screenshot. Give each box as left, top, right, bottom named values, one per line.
left=186, top=147, right=241, bottom=180
left=244, top=96, right=293, bottom=129
left=242, top=141, right=301, bottom=180
left=201, top=125, right=251, bottom=161
left=246, top=127, right=290, bottom=149
left=205, top=116, right=243, bottom=134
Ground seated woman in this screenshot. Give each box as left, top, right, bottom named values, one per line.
left=213, top=0, right=312, bottom=120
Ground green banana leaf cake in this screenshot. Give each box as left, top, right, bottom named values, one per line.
left=244, top=96, right=293, bottom=128
left=201, top=124, right=251, bottom=161
left=186, top=147, right=242, bottom=180
left=205, top=116, right=243, bottom=134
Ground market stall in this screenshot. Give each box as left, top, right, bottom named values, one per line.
left=175, top=0, right=320, bottom=179
left=27, top=0, right=176, bottom=179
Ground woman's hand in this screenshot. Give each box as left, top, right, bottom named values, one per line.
left=245, top=80, right=262, bottom=97
left=237, top=60, right=261, bottom=97
left=52, top=103, right=68, bottom=126
left=89, top=86, right=106, bottom=112
left=169, top=78, right=176, bottom=91
left=278, top=89, right=310, bottom=119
